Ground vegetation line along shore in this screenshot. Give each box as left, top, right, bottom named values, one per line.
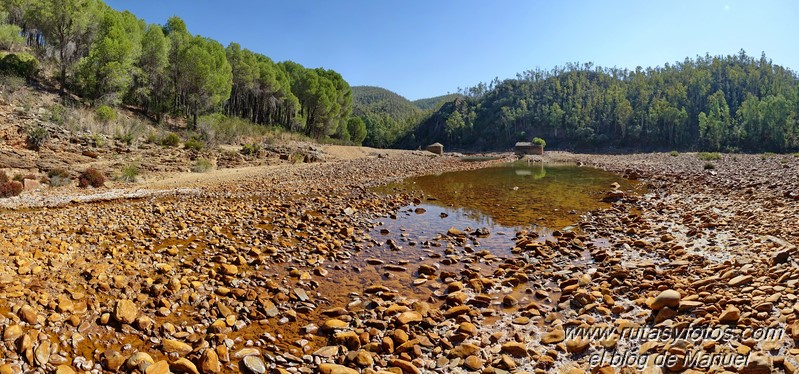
left=2, top=1, right=798, bottom=154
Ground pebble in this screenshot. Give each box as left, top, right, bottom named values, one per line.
left=649, top=289, right=681, bottom=310
left=242, top=355, right=266, bottom=374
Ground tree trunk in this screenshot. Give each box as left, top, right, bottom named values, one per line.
left=59, top=45, right=67, bottom=97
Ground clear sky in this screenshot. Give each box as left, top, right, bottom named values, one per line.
left=104, top=0, right=799, bottom=101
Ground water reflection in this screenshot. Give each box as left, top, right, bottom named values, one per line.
left=375, top=162, right=634, bottom=231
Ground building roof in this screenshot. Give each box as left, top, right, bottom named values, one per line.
left=515, top=142, right=532, bottom=147
left=428, top=142, right=443, bottom=147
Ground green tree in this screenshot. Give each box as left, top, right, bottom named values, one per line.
left=283, top=63, right=352, bottom=139
left=346, top=117, right=367, bottom=145
left=163, top=16, right=190, bottom=112
left=132, top=24, right=171, bottom=121
left=760, top=95, right=793, bottom=150
left=445, top=110, right=465, bottom=143
left=698, top=90, right=730, bottom=151
left=176, top=35, right=232, bottom=127
left=0, top=11, right=24, bottom=50
left=28, top=0, right=101, bottom=95
left=75, top=8, right=144, bottom=105
left=737, top=95, right=761, bottom=147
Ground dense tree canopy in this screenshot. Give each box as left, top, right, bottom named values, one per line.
left=2, top=0, right=354, bottom=141
left=26, top=0, right=102, bottom=93
left=75, top=8, right=144, bottom=104
left=398, top=51, right=799, bottom=152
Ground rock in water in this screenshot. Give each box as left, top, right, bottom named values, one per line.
left=126, top=352, right=154, bottom=372
left=34, top=340, right=50, bottom=366
left=162, top=339, right=192, bottom=356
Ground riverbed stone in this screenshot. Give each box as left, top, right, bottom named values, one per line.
left=114, top=299, right=138, bottom=324
left=649, top=289, right=681, bottom=310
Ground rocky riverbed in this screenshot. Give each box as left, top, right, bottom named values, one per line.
left=0, top=151, right=797, bottom=374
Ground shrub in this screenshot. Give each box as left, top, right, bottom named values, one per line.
left=197, top=113, right=269, bottom=145
left=0, top=53, right=38, bottom=79
left=115, top=117, right=147, bottom=146
left=12, top=173, right=35, bottom=182
left=532, top=137, right=546, bottom=147
left=669, top=151, right=679, bottom=157
left=191, top=158, right=213, bottom=173
left=0, top=180, right=23, bottom=198
left=184, top=137, right=205, bottom=151
left=0, top=74, right=24, bottom=95
left=290, top=152, right=305, bottom=164
left=78, top=168, right=105, bottom=188
left=161, top=132, right=181, bottom=147
left=0, top=24, right=25, bottom=51
left=48, top=104, right=68, bottom=125
left=697, top=152, right=721, bottom=161
left=47, top=168, right=71, bottom=187
left=703, top=162, right=715, bottom=170
left=94, top=105, right=117, bottom=123
left=91, top=133, right=106, bottom=148
left=241, top=143, right=261, bottom=156
left=119, top=164, right=139, bottom=183
left=1, top=172, right=23, bottom=197
left=26, top=124, right=50, bottom=150
left=116, top=132, right=135, bottom=145
left=145, top=132, right=158, bottom=144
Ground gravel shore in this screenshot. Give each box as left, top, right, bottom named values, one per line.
left=0, top=150, right=797, bottom=374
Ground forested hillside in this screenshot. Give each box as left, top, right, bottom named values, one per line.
left=412, top=93, right=461, bottom=111
left=351, top=86, right=462, bottom=148
left=351, top=86, right=424, bottom=148
left=0, top=0, right=364, bottom=143
left=397, top=51, right=799, bottom=152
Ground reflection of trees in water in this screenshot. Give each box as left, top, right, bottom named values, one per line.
left=514, top=164, right=546, bottom=179
left=398, top=165, right=624, bottom=229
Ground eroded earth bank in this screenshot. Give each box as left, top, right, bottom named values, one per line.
left=1, top=150, right=798, bottom=374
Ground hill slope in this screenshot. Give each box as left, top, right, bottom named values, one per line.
left=351, top=86, right=420, bottom=148
left=395, top=52, right=799, bottom=152
left=412, top=93, right=461, bottom=110
left=352, top=86, right=465, bottom=148
left=352, top=86, right=420, bottom=120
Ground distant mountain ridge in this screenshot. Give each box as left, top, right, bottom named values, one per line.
left=412, top=94, right=462, bottom=110
left=351, top=86, right=460, bottom=148
left=352, top=86, right=419, bottom=120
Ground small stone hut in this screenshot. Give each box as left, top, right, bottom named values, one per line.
left=514, top=142, right=543, bottom=155
left=426, top=142, right=443, bottom=155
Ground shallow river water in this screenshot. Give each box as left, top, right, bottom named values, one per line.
left=372, top=161, right=636, bottom=246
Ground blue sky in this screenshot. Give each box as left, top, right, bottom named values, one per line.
left=105, top=0, right=799, bottom=101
